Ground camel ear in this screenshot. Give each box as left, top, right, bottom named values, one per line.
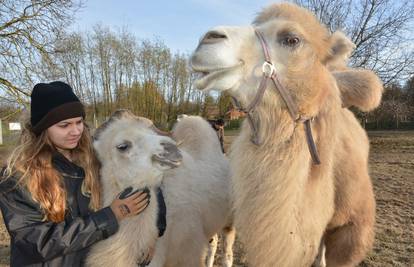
left=324, top=31, right=356, bottom=70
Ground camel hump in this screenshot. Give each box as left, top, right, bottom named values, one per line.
left=172, top=115, right=223, bottom=158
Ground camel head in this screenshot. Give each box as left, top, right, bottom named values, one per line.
left=191, top=2, right=354, bottom=117
left=93, top=110, right=182, bottom=190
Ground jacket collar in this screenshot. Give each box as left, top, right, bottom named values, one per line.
left=52, top=151, right=85, bottom=179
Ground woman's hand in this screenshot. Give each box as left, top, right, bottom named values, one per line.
left=110, top=187, right=150, bottom=222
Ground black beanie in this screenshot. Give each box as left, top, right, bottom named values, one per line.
left=30, top=81, right=85, bottom=135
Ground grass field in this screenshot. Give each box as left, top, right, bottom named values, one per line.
left=0, top=130, right=413, bottom=266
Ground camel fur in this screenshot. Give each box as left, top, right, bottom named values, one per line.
left=190, top=3, right=380, bottom=267
left=325, top=31, right=383, bottom=111
left=87, top=110, right=233, bottom=267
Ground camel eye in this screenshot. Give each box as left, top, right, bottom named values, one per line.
left=283, top=36, right=300, bottom=47
left=278, top=32, right=301, bottom=48
left=116, top=141, right=131, bottom=152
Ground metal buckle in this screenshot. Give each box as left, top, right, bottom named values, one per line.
left=262, top=61, right=276, bottom=77
left=295, top=115, right=313, bottom=123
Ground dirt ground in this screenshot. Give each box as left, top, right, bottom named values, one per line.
left=0, top=130, right=413, bottom=267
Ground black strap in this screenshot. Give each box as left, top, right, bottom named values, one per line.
left=156, top=187, right=167, bottom=237
left=304, top=120, right=321, bottom=165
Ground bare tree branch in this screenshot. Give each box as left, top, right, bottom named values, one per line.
left=0, top=0, right=83, bottom=100
left=295, top=0, right=414, bottom=84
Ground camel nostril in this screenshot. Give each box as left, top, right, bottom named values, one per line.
left=201, top=31, right=227, bottom=44
left=206, top=32, right=227, bottom=39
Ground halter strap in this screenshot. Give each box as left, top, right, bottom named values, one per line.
left=255, top=30, right=300, bottom=121
left=233, top=28, right=321, bottom=165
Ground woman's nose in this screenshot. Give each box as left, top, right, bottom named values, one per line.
left=70, top=124, right=82, bottom=135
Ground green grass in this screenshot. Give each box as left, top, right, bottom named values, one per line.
left=224, top=129, right=240, bottom=136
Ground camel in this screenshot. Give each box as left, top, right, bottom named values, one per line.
left=87, top=110, right=234, bottom=267
left=190, top=3, right=381, bottom=267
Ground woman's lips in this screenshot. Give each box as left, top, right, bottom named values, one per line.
left=67, top=137, right=81, bottom=143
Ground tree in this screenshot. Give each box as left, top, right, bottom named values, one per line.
left=47, top=27, right=205, bottom=127
left=370, top=83, right=411, bottom=128
left=404, top=76, right=414, bottom=104
left=217, top=92, right=233, bottom=117
left=0, top=0, right=82, bottom=107
left=202, top=94, right=216, bottom=118
left=295, top=0, right=414, bottom=84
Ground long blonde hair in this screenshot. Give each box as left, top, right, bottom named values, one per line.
left=3, top=117, right=101, bottom=222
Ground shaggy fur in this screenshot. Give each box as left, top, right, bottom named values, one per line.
left=87, top=111, right=233, bottom=267
left=190, top=2, right=380, bottom=267
left=334, top=69, right=383, bottom=111
left=325, top=31, right=383, bottom=112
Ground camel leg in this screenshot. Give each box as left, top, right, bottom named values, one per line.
left=206, top=234, right=218, bottom=267
left=171, top=238, right=207, bottom=267
left=312, top=237, right=326, bottom=267
left=147, top=241, right=166, bottom=267
left=222, top=226, right=236, bottom=267
left=325, top=205, right=375, bottom=267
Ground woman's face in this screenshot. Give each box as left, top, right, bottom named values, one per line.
left=47, top=117, right=84, bottom=150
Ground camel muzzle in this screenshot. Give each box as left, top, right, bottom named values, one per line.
left=152, top=142, right=182, bottom=168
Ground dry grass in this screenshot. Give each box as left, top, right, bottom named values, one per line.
left=0, top=130, right=413, bottom=266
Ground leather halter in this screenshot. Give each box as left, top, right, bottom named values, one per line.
left=231, top=29, right=321, bottom=165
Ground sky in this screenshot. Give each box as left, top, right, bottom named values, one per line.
left=71, top=0, right=275, bottom=54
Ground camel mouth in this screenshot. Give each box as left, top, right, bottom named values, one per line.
left=152, top=154, right=182, bottom=168
left=192, top=61, right=244, bottom=90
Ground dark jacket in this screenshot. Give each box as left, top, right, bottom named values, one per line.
left=0, top=152, right=119, bottom=267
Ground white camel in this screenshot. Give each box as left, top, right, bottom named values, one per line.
left=87, top=110, right=235, bottom=267
left=190, top=3, right=381, bottom=267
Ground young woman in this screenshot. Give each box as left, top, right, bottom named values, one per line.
left=0, top=81, right=150, bottom=266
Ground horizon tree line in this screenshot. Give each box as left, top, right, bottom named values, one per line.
left=1, top=0, right=413, bottom=130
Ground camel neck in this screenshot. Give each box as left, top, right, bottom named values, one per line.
left=230, top=103, right=320, bottom=266
left=247, top=99, right=304, bottom=146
